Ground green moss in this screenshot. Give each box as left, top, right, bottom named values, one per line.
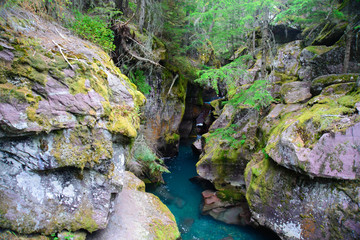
left=266, top=96, right=355, bottom=154
left=0, top=83, right=36, bottom=103
left=305, top=45, right=335, bottom=56
left=106, top=105, right=139, bottom=138
left=312, top=74, right=358, bottom=88
left=322, top=83, right=356, bottom=95
left=216, top=186, right=245, bottom=202
left=10, top=62, right=47, bottom=85
left=51, top=127, right=113, bottom=169
left=274, top=71, right=298, bottom=83
left=71, top=201, right=99, bottom=233
left=337, top=95, right=357, bottom=108
left=165, top=133, right=180, bottom=144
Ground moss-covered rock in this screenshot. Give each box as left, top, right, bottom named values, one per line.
left=196, top=106, right=259, bottom=200
left=245, top=154, right=360, bottom=240
left=265, top=86, right=360, bottom=179
left=311, top=73, right=359, bottom=95
left=0, top=7, right=143, bottom=236
left=299, top=45, right=360, bottom=81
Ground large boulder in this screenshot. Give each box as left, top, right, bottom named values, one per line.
left=265, top=79, right=360, bottom=179
left=197, top=106, right=259, bottom=201
left=245, top=155, right=360, bottom=240
left=280, top=81, right=312, bottom=104
left=0, top=8, right=144, bottom=235
left=88, top=172, right=180, bottom=240
left=298, top=45, right=360, bottom=81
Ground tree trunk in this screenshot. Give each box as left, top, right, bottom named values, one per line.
left=260, top=7, right=269, bottom=79
left=343, top=23, right=354, bottom=73
left=260, top=20, right=268, bottom=78
left=138, top=0, right=146, bottom=33
left=252, top=30, right=256, bottom=57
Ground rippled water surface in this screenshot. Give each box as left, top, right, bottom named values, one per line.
left=148, top=139, right=277, bottom=240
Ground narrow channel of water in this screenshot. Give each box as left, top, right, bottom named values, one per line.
left=148, top=139, right=277, bottom=240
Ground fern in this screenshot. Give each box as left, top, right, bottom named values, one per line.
left=226, top=79, right=274, bottom=110
left=127, top=69, right=151, bottom=95
left=195, top=55, right=253, bottom=94
left=209, top=124, right=245, bottom=149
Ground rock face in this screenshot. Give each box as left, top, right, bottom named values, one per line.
left=88, top=171, right=181, bottom=240
left=201, top=190, right=251, bottom=226
left=0, top=8, right=146, bottom=236
left=197, top=106, right=259, bottom=195
left=245, top=156, right=360, bottom=240
left=197, top=38, right=360, bottom=239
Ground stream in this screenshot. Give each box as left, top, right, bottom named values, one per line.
left=148, top=139, right=277, bottom=240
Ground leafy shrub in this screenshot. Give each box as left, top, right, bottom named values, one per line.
left=128, top=69, right=151, bottom=95
left=127, top=135, right=169, bottom=181
left=226, top=79, right=274, bottom=111
left=208, top=124, right=246, bottom=149
left=68, top=10, right=115, bottom=52
left=195, top=55, right=253, bottom=94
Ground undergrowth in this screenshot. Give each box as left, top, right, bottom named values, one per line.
left=225, top=79, right=274, bottom=110
left=126, top=68, right=151, bottom=95
left=127, top=134, right=169, bottom=181
left=67, top=10, right=115, bottom=52
left=209, top=124, right=247, bottom=149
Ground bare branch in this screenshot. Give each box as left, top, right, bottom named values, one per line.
left=52, top=40, right=74, bottom=70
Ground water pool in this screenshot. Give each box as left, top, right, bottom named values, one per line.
left=148, top=139, right=278, bottom=240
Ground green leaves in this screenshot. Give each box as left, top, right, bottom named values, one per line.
left=68, top=10, right=115, bottom=52
left=209, top=124, right=246, bottom=149
left=226, top=79, right=274, bottom=111
left=195, top=55, right=252, bottom=94
left=128, top=69, right=151, bottom=95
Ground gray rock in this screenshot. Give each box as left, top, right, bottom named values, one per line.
left=280, top=81, right=312, bottom=104
left=87, top=189, right=180, bottom=240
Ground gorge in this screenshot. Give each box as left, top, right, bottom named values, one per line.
left=0, top=0, right=360, bottom=240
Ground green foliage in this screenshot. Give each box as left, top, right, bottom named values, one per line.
left=88, top=1, right=122, bottom=23
left=127, top=68, right=151, bottom=95
left=127, top=135, right=169, bottom=179
left=195, top=55, right=253, bottom=94
left=51, top=233, right=59, bottom=240
left=226, top=80, right=274, bottom=110
left=67, top=10, right=115, bottom=52
left=209, top=124, right=246, bottom=149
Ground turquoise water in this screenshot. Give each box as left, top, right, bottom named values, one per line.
left=148, top=139, right=278, bottom=240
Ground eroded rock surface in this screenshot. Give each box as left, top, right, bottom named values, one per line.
left=0, top=8, right=145, bottom=235
left=88, top=172, right=180, bottom=240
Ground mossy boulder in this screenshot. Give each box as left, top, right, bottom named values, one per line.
left=265, top=87, right=360, bottom=179
left=196, top=107, right=259, bottom=197
left=0, top=7, right=144, bottom=236
left=272, top=40, right=302, bottom=77
left=280, top=81, right=312, bottom=104
left=245, top=154, right=360, bottom=240
left=298, top=45, right=360, bottom=81
left=311, top=73, right=359, bottom=95
left=0, top=8, right=144, bottom=138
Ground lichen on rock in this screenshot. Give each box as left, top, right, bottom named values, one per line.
left=0, top=6, right=145, bottom=236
